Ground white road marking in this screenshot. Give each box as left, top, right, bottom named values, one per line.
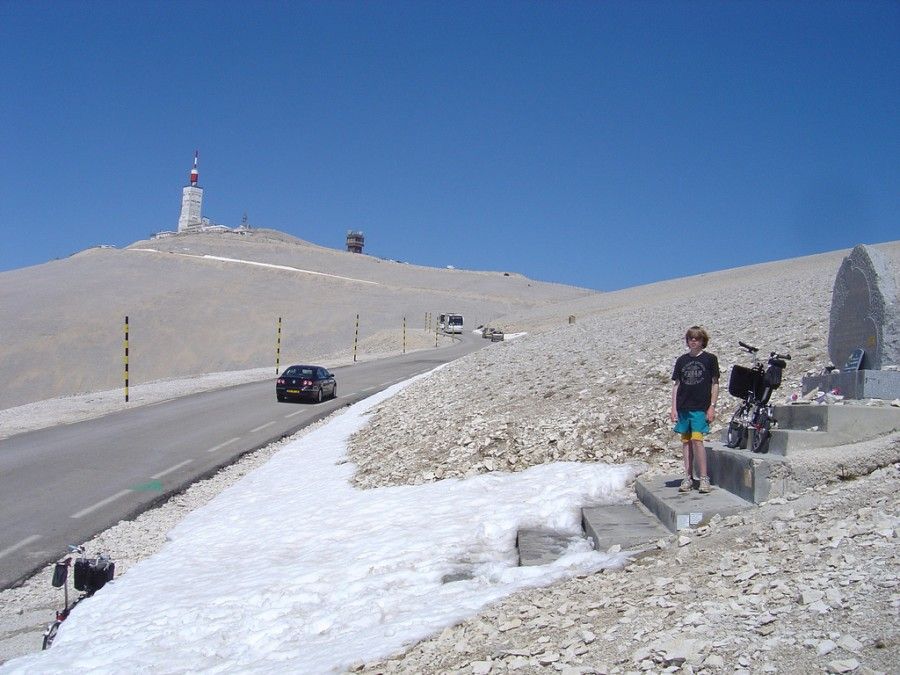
left=152, top=460, right=193, bottom=479
left=285, top=410, right=305, bottom=418
left=0, top=535, right=41, bottom=561
left=71, top=490, right=132, bottom=519
left=207, top=437, right=241, bottom=453
left=199, top=255, right=380, bottom=285
left=126, top=248, right=379, bottom=285
left=250, top=421, right=275, bottom=433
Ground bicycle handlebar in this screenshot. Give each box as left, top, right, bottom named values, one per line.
left=738, top=341, right=791, bottom=362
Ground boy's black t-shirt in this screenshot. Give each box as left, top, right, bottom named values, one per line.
left=672, top=351, right=720, bottom=412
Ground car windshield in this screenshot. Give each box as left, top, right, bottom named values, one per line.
left=448, top=316, right=463, bottom=325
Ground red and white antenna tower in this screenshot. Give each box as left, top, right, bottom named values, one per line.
left=189, top=150, right=199, bottom=186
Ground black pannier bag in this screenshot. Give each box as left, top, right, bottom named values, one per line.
left=728, top=365, right=765, bottom=400
left=73, top=558, right=115, bottom=594
left=764, top=363, right=783, bottom=389
left=51, top=562, right=69, bottom=588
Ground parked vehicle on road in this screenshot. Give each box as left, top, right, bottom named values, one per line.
left=443, top=313, right=463, bottom=334
left=276, top=365, right=337, bottom=403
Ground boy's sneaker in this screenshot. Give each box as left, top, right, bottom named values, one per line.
left=698, top=476, right=711, bottom=493
left=679, top=477, right=693, bottom=492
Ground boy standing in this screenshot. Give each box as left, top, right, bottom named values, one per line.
left=670, top=326, right=720, bottom=493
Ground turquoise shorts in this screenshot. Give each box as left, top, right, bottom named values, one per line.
left=673, top=410, right=709, bottom=440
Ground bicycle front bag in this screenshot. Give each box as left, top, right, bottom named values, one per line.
left=73, top=558, right=115, bottom=594
left=764, top=364, right=783, bottom=389
left=728, top=365, right=765, bottom=400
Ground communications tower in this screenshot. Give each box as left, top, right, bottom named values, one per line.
left=177, top=151, right=203, bottom=232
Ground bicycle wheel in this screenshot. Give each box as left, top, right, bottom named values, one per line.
left=751, top=408, right=771, bottom=453
left=42, top=621, right=60, bottom=650
left=726, top=407, right=748, bottom=449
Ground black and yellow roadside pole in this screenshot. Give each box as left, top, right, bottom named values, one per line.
left=353, top=313, right=359, bottom=362
left=434, top=320, right=439, bottom=348
left=402, top=316, right=406, bottom=355
left=275, top=317, right=282, bottom=374
left=124, top=315, right=129, bottom=403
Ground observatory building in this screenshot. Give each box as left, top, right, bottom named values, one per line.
left=177, top=152, right=204, bottom=232
left=346, top=230, right=364, bottom=253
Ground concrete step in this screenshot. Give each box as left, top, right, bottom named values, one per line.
left=721, top=404, right=900, bottom=456
left=701, top=440, right=788, bottom=503
left=517, top=502, right=673, bottom=565
left=772, top=404, right=829, bottom=430
left=516, top=529, right=586, bottom=567
left=634, top=473, right=754, bottom=532
left=729, top=427, right=826, bottom=457
left=519, top=404, right=899, bottom=564
left=582, top=502, right=672, bottom=557
left=765, top=428, right=830, bottom=455
left=774, top=403, right=900, bottom=441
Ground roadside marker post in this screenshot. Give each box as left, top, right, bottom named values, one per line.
left=275, top=317, right=282, bottom=374
left=402, top=317, right=407, bottom=355
left=353, top=314, right=359, bottom=363
left=124, top=316, right=129, bottom=402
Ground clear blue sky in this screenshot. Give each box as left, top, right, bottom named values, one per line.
left=1, top=1, right=897, bottom=291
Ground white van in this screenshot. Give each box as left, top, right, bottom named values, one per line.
left=444, top=313, right=463, bottom=334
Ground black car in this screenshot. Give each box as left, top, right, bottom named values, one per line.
left=276, top=365, right=337, bottom=403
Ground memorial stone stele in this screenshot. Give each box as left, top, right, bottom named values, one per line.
left=828, top=244, right=899, bottom=371
left=802, top=243, right=900, bottom=399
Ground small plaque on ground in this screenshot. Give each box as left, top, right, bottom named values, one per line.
left=842, top=348, right=865, bottom=372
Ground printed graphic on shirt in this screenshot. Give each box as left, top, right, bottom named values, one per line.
left=680, top=361, right=707, bottom=386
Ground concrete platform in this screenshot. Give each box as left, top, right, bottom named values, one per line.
left=775, top=404, right=900, bottom=438
left=635, top=473, right=754, bottom=532
left=582, top=502, right=672, bottom=555
left=802, top=370, right=900, bottom=400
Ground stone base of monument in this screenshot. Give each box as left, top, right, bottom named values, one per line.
left=802, top=369, right=900, bottom=400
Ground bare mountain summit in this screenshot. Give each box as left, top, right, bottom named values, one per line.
left=0, top=229, right=595, bottom=409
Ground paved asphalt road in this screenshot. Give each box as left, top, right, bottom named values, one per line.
left=0, top=333, right=487, bottom=589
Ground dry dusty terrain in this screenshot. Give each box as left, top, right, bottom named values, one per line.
left=0, top=229, right=593, bottom=409
left=1, top=238, right=898, bottom=673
